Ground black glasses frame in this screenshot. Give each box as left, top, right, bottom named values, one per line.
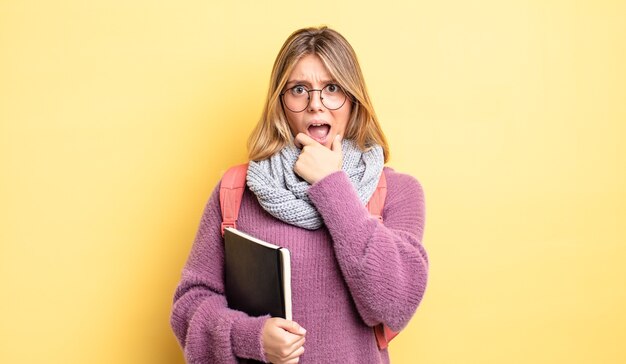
left=280, top=85, right=348, bottom=113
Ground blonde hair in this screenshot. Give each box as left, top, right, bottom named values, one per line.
left=247, top=26, right=390, bottom=162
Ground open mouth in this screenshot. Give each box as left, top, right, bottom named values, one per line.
left=307, top=123, right=331, bottom=144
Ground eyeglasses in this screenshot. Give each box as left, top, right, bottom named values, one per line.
left=280, top=84, right=348, bottom=113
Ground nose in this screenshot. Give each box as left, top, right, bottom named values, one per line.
left=307, top=89, right=324, bottom=111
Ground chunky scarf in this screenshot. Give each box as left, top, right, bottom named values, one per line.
left=246, top=139, right=384, bottom=230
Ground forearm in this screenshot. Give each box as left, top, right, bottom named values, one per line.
left=308, top=170, right=428, bottom=330
left=171, top=278, right=268, bottom=363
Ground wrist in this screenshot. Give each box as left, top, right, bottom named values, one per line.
left=231, top=315, right=269, bottom=362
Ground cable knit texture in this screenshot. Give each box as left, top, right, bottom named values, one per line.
left=246, top=139, right=384, bottom=230
left=170, top=167, right=428, bottom=363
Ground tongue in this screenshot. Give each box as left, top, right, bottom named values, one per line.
left=309, top=125, right=330, bottom=140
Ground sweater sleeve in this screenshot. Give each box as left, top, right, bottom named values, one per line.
left=307, top=169, right=428, bottom=332
left=170, top=183, right=269, bottom=363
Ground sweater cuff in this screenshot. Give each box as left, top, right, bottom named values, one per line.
left=308, top=170, right=368, bottom=222
left=309, top=170, right=352, bottom=198
left=231, top=315, right=269, bottom=362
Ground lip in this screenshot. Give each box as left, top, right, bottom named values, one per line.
left=306, top=119, right=330, bottom=127
left=306, top=120, right=332, bottom=145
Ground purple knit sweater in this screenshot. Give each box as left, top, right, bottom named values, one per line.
left=170, top=168, right=428, bottom=363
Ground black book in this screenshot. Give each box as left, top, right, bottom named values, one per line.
left=224, top=227, right=292, bottom=321
left=224, top=228, right=292, bottom=363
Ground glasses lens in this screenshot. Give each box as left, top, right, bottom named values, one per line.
left=283, top=86, right=309, bottom=112
left=320, top=84, right=346, bottom=110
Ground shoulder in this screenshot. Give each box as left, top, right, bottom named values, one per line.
left=381, top=166, right=425, bottom=216
left=380, top=167, right=426, bottom=237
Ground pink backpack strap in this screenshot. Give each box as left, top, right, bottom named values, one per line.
left=366, top=170, right=398, bottom=350
left=366, top=171, right=387, bottom=222
left=219, top=163, right=248, bottom=236
left=374, top=324, right=399, bottom=350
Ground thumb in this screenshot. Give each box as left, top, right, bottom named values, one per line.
left=331, top=134, right=342, bottom=153
left=278, top=319, right=307, bottom=336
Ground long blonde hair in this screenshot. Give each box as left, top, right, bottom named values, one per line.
left=247, top=26, right=390, bottom=163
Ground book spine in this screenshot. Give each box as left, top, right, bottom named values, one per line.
left=277, top=250, right=286, bottom=319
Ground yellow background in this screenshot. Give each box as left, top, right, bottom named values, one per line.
left=1, top=1, right=625, bottom=363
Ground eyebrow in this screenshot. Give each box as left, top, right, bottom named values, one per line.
left=285, top=79, right=335, bottom=88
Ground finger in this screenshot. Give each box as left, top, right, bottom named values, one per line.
left=294, top=133, right=319, bottom=149
left=293, top=135, right=303, bottom=149
left=278, top=319, right=307, bottom=336
left=286, top=334, right=305, bottom=353
left=284, top=345, right=305, bottom=361
left=277, top=335, right=305, bottom=361
left=331, top=134, right=342, bottom=153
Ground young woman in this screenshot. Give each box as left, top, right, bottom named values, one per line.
left=171, top=26, right=428, bottom=364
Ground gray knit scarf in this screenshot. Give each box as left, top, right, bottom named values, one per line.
left=246, top=139, right=384, bottom=230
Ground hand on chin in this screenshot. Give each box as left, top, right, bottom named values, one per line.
left=293, top=133, right=343, bottom=184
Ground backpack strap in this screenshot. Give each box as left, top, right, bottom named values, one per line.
left=366, top=170, right=398, bottom=350
left=219, top=165, right=398, bottom=349
left=374, top=324, right=399, bottom=350
left=366, top=171, right=387, bottom=222
left=374, top=324, right=400, bottom=350
left=219, top=163, right=248, bottom=236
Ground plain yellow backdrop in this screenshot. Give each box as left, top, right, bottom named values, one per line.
left=1, top=1, right=625, bottom=363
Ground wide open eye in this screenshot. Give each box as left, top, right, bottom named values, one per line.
left=290, top=85, right=308, bottom=96
left=324, top=84, right=342, bottom=93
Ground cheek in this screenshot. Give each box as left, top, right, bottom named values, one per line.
left=284, top=112, right=301, bottom=134
left=335, top=105, right=352, bottom=131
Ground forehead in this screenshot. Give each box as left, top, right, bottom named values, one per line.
left=288, top=54, right=332, bottom=82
